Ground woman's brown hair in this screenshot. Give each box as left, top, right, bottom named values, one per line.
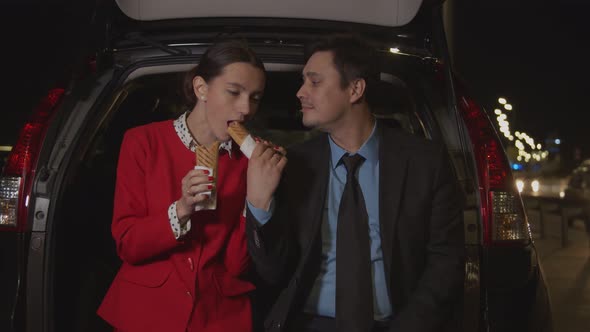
left=183, top=40, right=265, bottom=109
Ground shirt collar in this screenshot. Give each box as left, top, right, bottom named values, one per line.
left=173, top=112, right=232, bottom=155
left=329, top=121, right=379, bottom=170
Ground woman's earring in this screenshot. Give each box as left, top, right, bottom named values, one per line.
left=201, top=95, right=207, bottom=102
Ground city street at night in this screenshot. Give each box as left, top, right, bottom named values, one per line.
left=528, top=210, right=590, bottom=332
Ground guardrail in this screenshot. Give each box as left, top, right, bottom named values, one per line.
left=520, top=193, right=589, bottom=248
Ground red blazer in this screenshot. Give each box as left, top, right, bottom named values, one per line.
left=98, top=120, right=254, bottom=332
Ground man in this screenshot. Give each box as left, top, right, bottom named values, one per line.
left=245, top=34, right=465, bottom=332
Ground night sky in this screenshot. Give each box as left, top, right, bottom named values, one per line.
left=446, top=0, right=590, bottom=162
left=2, top=0, right=589, bottom=162
left=2, top=1, right=86, bottom=147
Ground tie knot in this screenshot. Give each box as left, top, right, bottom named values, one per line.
left=341, top=153, right=365, bottom=175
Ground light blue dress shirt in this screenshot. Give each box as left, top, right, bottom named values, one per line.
left=249, top=123, right=392, bottom=320
left=303, top=124, right=392, bottom=320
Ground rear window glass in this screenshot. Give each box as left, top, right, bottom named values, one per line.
left=93, top=67, right=435, bottom=155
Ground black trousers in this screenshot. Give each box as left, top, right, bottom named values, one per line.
left=288, top=313, right=391, bottom=332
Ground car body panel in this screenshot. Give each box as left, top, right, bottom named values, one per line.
left=115, top=0, right=423, bottom=26
left=0, top=232, right=28, bottom=332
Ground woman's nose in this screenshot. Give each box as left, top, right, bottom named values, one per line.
left=238, top=98, right=252, bottom=116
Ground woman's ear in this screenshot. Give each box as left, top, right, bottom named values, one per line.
left=193, top=76, right=208, bottom=102
left=349, top=78, right=367, bottom=104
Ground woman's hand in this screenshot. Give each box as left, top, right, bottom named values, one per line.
left=247, top=140, right=287, bottom=210
left=177, top=169, right=214, bottom=223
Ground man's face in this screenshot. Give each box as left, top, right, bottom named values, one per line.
left=296, top=51, right=351, bottom=132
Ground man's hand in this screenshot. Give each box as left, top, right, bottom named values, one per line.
left=247, top=140, right=287, bottom=210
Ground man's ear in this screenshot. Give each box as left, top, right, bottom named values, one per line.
left=193, top=76, right=208, bottom=102
left=349, top=78, right=367, bottom=104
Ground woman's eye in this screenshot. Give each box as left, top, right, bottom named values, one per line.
left=227, top=90, right=240, bottom=96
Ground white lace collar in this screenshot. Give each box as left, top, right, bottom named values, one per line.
left=173, top=112, right=232, bottom=155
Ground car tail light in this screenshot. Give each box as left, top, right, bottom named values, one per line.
left=456, top=92, right=530, bottom=246
left=0, top=88, right=65, bottom=231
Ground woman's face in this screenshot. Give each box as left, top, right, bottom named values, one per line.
left=198, top=62, right=265, bottom=142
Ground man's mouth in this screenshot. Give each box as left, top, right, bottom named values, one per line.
left=300, top=105, right=314, bottom=112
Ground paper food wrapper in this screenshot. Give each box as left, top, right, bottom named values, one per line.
left=227, top=121, right=256, bottom=159
left=194, top=141, right=220, bottom=211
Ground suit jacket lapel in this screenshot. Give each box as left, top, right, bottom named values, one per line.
left=378, top=123, right=408, bottom=289
left=294, top=134, right=330, bottom=261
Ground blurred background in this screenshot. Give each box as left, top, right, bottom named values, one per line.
left=445, top=0, right=590, bottom=199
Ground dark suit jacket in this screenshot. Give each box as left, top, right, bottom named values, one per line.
left=246, top=123, right=465, bottom=332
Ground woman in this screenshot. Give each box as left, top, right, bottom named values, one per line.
left=98, top=40, right=270, bottom=332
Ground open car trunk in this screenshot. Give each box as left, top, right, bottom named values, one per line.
left=49, top=38, right=463, bottom=331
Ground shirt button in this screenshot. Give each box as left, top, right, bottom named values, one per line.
left=188, top=257, right=194, bottom=271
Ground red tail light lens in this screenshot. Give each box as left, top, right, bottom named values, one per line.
left=0, top=88, right=65, bottom=231
left=456, top=93, right=530, bottom=246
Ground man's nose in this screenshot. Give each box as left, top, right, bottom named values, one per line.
left=296, top=84, right=306, bottom=100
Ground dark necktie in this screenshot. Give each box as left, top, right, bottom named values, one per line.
left=336, top=153, right=373, bottom=332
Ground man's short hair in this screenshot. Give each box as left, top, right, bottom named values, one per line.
left=305, top=33, right=379, bottom=104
